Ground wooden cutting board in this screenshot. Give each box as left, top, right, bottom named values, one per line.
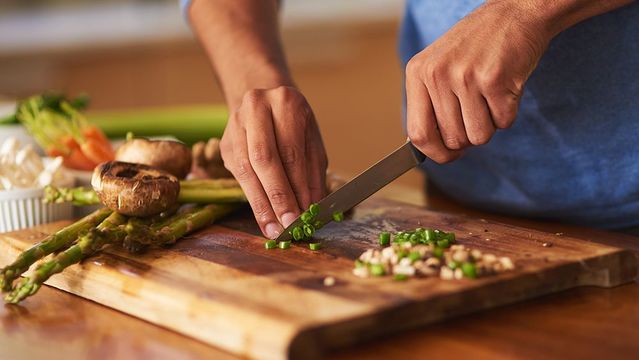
left=0, top=198, right=636, bottom=359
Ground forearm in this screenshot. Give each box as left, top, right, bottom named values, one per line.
left=504, top=0, right=635, bottom=38
left=189, top=0, right=293, bottom=109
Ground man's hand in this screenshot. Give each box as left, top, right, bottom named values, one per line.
left=220, top=86, right=328, bottom=239
left=405, top=1, right=550, bottom=162
left=406, top=0, right=634, bottom=162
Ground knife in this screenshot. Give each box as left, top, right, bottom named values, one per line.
left=276, top=141, right=426, bottom=242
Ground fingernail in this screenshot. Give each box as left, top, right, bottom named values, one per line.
left=265, top=222, right=282, bottom=239
left=281, top=212, right=297, bottom=228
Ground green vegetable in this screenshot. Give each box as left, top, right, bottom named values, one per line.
left=332, top=211, right=344, bottom=222
left=436, top=238, right=450, bottom=248
left=89, top=105, right=228, bottom=145
left=379, top=232, right=391, bottom=246
left=393, top=274, right=409, bottom=281
left=354, top=259, right=365, bottom=268
left=433, top=247, right=444, bottom=258
left=370, top=264, right=385, bottom=277
left=300, top=211, right=313, bottom=224
left=408, top=251, right=421, bottom=262
left=279, top=241, right=291, bottom=250
left=0, top=208, right=112, bottom=291
left=303, top=224, right=315, bottom=237
left=309, top=243, right=322, bottom=251
left=291, top=226, right=304, bottom=241
left=264, top=240, right=277, bottom=249
left=309, top=203, right=320, bottom=216
left=461, top=262, right=477, bottom=278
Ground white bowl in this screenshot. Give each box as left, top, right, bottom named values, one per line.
left=0, top=187, right=73, bottom=233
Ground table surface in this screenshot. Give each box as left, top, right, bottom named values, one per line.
left=1, top=190, right=638, bottom=360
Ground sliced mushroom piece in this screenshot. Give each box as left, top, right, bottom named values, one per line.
left=92, top=161, right=180, bottom=217
left=115, top=138, right=192, bottom=179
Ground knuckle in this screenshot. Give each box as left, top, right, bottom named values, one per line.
left=468, top=128, right=494, bottom=146
left=405, top=57, right=420, bottom=77
left=242, top=89, right=264, bottom=107
left=279, top=144, right=300, bottom=166
left=491, top=102, right=518, bottom=129
left=249, top=142, right=274, bottom=166
left=267, top=188, right=291, bottom=207
left=232, top=158, right=254, bottom=181
left=251, top=198, right=273, bottom=224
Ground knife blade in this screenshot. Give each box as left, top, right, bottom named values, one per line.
left=276, top=141, right=425, bottom=242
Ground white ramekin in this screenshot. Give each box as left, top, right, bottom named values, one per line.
left=0, top=174, right=75, bottom=233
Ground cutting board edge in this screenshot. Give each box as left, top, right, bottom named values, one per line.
left=286, top=247, right=638, bottom=358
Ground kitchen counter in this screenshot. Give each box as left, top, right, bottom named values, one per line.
left=1, top=188, right=638, bottom=360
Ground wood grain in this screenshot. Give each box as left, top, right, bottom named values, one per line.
left=0, top=198, right=636, bottom=359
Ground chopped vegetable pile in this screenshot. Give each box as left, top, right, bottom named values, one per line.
left=354, top=228, right=515, bottom=280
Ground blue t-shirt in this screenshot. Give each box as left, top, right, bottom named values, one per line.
left=400, top=1, right=639, bottom=229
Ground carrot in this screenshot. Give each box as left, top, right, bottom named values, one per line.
left=47, top=146, right=66, bottom=158
left=60, top=135, right=81, bottom=151
left=62, top=149, right=96, bottom=171
left=82, top=126, right=114, bottom=157
left=80, top=138, right=114, bottom=165
left=82, top=126, right=110, bottom=145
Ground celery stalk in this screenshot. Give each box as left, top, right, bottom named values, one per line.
left=88, top=105, right=228, bottom=146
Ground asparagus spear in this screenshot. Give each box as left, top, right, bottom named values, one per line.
left=152, top=204, right=236, bottom=245
left=5, top=205, right=236, bottom=303
left=44, top=185, right=100, bottom=206
left=5, top=211, right=128, bottom=304
left=0, top=207, right=112, bottom=291
left=43, top=180, right=246, bottom=206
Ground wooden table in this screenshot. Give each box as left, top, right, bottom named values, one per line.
left=1, top=191, right=638, bottom=360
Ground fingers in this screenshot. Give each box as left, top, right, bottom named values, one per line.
left=221, top=118, right=282, bottom=239
left=406, top=70, right=461, bottom=164
left=243, top=96, right=301, bottom=234
left=269, top=91, right=312, bottom=210
left=457, top=89, right=495, bottom=145
left=430, top=88, right=469, bottom=150
left=305, top=117, right=328, bottom=203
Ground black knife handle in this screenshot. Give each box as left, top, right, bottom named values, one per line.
left=407, top=141, right=427, bottom=163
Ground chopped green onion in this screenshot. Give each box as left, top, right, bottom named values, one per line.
left=448, top=261, right=460, bottom=270
left=332, top=211, right=344, bottom=222
left=313, top=220, right=324, bottom=230
left=279, top=241, right=291, bottom=250
left=264, top=240, right=277, bottom=249
left=461, top=262, right=477, bottom=278
left=379, top=232, right=391, bottom=246
left=408, top=251, right=421, bottom=262
left=436, top=238, right=450, bottom=248
left=433, top=247, right=444, bottom=258
left=425, top=229, right=436, bottom=242
left=303, top=224, right=315, bottom=237
left=370, top=264, right=385, bottom=276
left=300, top=211, right=313, bottom=224
left=354, top=259, right=365, bottom=268
left=309, top=243, right=322, bottom=251
left=309, top=203, right=320, bottom=216
left=292, top=226, right=304, bottom=241
left=393, top=274, right=409, bottom=281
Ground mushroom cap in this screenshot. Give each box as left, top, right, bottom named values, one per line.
left=92, top=161, right=180, bottom=217
left=115, top=139, right=192, bottom=179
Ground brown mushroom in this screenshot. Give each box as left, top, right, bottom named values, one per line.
left=115, top=138, right=192, bottom=179
left=91, top=161, right=180, bottom=217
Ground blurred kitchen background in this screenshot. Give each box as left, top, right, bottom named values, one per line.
left=0, top=0, right=425, bottom=204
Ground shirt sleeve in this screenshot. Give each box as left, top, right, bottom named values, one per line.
left=180, top=0, right=192, bottom=20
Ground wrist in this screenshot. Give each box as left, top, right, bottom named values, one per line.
left=224, top=63, right=295, bottom=110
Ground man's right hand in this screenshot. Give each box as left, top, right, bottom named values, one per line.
left=220, top=86, right=328, bottom=239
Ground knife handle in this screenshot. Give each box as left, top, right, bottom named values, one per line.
left=407, top=141, right=427, bottom=163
